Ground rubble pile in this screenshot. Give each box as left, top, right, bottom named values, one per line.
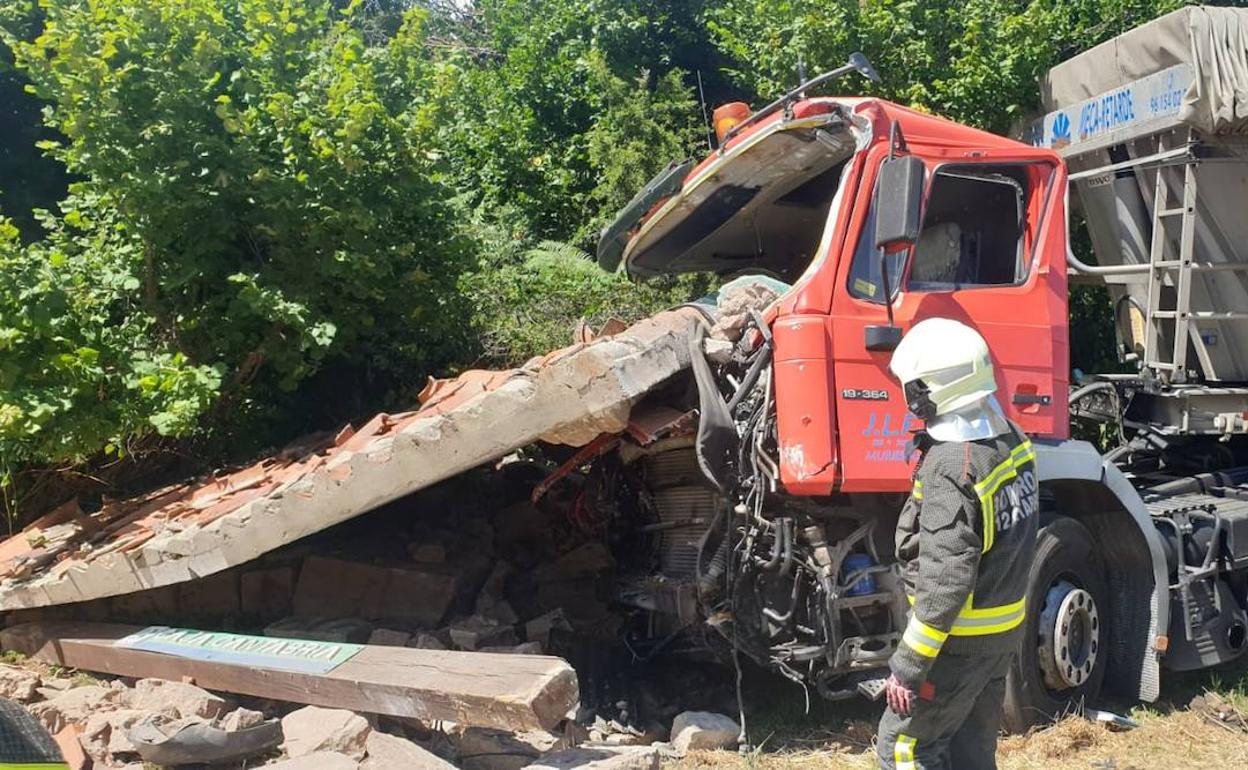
left=0, top=659, right=742, bottom=768
left=0, top=285, right=783, bottom=768
left=0, top=462, right=745, bottom=768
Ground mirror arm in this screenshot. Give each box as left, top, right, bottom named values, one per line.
left=877, top=247, right=897, bottom=328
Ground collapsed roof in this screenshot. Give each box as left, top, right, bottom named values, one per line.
left=0, top=296, right=765, bottom=611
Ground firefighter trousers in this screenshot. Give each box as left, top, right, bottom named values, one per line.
left=876, top=651, right=1013, bottom=770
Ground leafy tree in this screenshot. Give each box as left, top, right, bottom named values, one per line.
left=464, top=232, right=709, bottom=364
left=705, top=0, right=1192, bottom=133
left=0, top=0, right=1207, bottom=523
left=0, top=0, right=475, bottom=517
left=429, top=0, right=717, bottom=242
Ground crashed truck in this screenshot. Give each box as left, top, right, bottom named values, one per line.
left=4, top=6, right=1248, bottom=735
left=595, top=4, right=1248, bottom=727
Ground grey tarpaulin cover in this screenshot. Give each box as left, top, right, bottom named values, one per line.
left=1042, top=6, right=1248, bottom=134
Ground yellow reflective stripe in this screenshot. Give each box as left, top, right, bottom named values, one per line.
left=950, top=596, right=1027, bottom=636
left=904, top=595, right=1027, bottom=636
left=895, top=734, right=917, bottom=770
left=982, top=496, right=996, bottom=552
left=902, top=615, right=948, bottom=658
left=959, top=595, right=1026, bottom=619
left=912, top=480, right=923, bottom=500
left=973, top=440, right=1035, bottom=553
left=973, top=440, right=1035, bottom=496
left=973, top=456, right=1016, bottom=495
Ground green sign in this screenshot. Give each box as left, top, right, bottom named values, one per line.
left=116, top=626, right=363, bottom=674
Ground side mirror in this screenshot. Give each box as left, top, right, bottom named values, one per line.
left=874, top=155, right=925, bottom=252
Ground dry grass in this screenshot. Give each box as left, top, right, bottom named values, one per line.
left=670, top=708, right=1248, bottom=770
left=669, top=659, right=1248, bottom=770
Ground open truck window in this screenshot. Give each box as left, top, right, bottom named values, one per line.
left=909, top=165, right=1029, bottom=289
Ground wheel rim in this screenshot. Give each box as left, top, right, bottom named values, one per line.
left=1038, top=579, right=1100, bottom=691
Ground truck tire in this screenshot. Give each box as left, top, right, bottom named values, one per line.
left=1003, top=517, right=1109, bottom=732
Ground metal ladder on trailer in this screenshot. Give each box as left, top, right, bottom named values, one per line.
left=1143, top=131, right=1200, bottom=383
left=1142, top=131, right=1248, bottom=383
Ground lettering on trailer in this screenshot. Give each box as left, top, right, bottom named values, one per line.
left=1025, top=64, right=1194, bottom=151
left=861, top=410, right=916, bottom=463
left=116, top=625, right=364, bottom=674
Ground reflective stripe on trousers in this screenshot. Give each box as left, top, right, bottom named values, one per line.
left=894, top=734, right=917, bottom=770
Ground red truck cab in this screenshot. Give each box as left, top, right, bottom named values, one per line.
left=601, top=97, right=1070, bottom=496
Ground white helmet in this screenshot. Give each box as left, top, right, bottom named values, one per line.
left=889, top=318, right=998, bottom=420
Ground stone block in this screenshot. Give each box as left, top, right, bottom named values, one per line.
left=131, top=678, right=229, bottom=721
left=670, top=711, right=740, bottom=755
left=526, top=746, right=660, bottom=770
left=282, top=706, right=372, bottom=760
left=240, top=566, right=296, bottom=618
left=293, top=556, right=468, bottom=628
left=29, top=685, right=130, bottom=733
left=367, top=629, right=413, bottom=647
left=361, top=730, right=456, bottom=770
left=0, top=664, right=40, bottom=702
left=176, top=570, right=241, bottom=623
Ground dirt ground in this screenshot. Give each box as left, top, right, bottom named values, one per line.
left=670, top=659, right=1248, bottom=770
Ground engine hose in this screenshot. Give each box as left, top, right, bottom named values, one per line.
left=817, top=572, right=839, bottom=652
left=761, top=569, right=803, bottom=624
left=757, top=518, right=784, bottom=569
left=778, top=518, right=794, bottom=577
left=1069, top=380, right=1117, bottom=405
left=727, top=342, right=773, bottom=413
left=699, top=537, right=730, bottom=600
left=737, top=406, right=762, bottom=471
left=696, top=508, right=729, bottom=599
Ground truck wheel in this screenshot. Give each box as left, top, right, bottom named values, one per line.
left=1003, top=517, right=1109, bottom=732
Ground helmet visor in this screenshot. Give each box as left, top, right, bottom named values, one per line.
left=903, top=379, right=937, bottom=421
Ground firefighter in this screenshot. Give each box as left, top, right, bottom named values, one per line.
left=0, top=696, right=69, bottom=769
left=875, top=318, right=1038, bottom=770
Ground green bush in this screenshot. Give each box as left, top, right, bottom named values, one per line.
left=465, top=236, right=710, bottom=365
left=0, top=0, right=482, bottom=519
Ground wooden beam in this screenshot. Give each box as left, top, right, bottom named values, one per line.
left=1, top=622, right=578, bottom=732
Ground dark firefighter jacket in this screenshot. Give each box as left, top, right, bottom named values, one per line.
left=888, top=424, right=1039, bottom=688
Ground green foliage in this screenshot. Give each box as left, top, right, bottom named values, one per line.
left=583, top=61, right=701, bottom=242
left=463, top=223, right=709, bottom=365
left=0, top=210, right=222, bottom=464
left=429, top=0, right=709, bottom=242
left=1, top=0, right=473, bottom=475
left=0, top=1, right=70, bottom=240
left=0, top=0, right=1196, bottom=522
left=705, top=0, right=1192, bottom=133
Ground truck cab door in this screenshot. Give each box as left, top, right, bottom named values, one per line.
left=829, top=149, right=1069, bottom=492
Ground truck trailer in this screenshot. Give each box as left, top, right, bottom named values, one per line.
left=590, top=5, right=1248, bottom=730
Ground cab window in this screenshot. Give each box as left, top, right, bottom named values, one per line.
left=908, top=165, right=1028, bottom=290
left=847, top=163, right=1031, bottom=303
